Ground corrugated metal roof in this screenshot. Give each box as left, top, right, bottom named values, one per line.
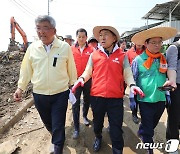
left=142, top=0, right=180, bottom=20
left=121, top=21, right=164, bottom=40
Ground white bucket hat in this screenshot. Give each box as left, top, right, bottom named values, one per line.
left=64, top=35, right=74, bottom=41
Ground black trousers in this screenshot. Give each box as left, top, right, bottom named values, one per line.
left=138, top=101, right=165, bottom=143
left=91, top=96, right=124, bottom=151
left=72, top=79, right=91, bottom=130
left=131, top=95, right=139, bottom=116
left=33, top=90, right=69, bottom=147
left=166, top=83, right=180, bottom=140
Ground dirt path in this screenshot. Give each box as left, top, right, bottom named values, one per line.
left=0, top=51, right=145, bottom=154
left=1, top=95, right=175, bottom=154
left=0, top=99, right=144, bottom=154
left=1, top=51, right=179, bottom=154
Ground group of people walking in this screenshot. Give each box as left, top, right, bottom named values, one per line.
left=13, top=15, right=179, bottom=154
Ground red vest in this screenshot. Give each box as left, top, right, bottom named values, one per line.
left=72, top=45, right=94, bottom=77
left=126, top=47, right=144, bottom=65
left=91, top=49, right=125, bottom=98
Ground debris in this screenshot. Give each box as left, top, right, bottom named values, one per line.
left=0, top=139, right=19, bottom=154
left=0, top=50, right=32, bottom=130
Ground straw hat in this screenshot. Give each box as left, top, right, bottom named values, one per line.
left=131, top=27, right=177, bottom=45
left=93, top=26, right=120, bottom=41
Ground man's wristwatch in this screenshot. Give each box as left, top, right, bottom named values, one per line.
left=130, top=84, right=136, bottom=88
left=79, top=77, right=85, bottom=82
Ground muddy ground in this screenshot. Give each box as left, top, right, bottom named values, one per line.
left=0, top=51, right=32, bottom=126
left=0, top=51, right=179, bottom=154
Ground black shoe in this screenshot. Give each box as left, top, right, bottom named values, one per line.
left=93, top=137, right=102, bottom=152
left=132, top=115, right=139, bottom=124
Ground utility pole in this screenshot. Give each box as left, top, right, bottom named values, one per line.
left=48, top=0, right=50, bottom=15
left=48, top=0, right=53, bottom=15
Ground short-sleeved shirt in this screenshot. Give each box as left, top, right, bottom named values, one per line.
left=166, top=44, right=180, bottom=84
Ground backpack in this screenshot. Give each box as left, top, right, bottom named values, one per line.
left=172, top=41, right=180, bottom=60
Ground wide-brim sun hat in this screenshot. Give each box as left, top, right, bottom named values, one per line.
left=131, top=27, right=177, bottom=45
left=93, top=26, right=120, bottom=41
left=64, top=35, right=74, bottom=41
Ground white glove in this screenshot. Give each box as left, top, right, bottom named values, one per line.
left=130, top=85, right=145, bottom=98
left=72, top=77, right=84, bottom=93
left=69, top=90, right=77, bottom=105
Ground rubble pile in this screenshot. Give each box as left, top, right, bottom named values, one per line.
left=0, top=51, right=32, bottom=124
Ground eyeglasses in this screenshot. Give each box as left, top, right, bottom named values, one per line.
left=35, top=27, right=54, bottom=32
left=148, top=41, right=163, bottom=46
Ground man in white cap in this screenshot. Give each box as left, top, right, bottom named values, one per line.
left=131, top=27, right=177, bottom=154
left=72, top=26, right=144, bottom=154
left=64, top=34, right=74, bottom=46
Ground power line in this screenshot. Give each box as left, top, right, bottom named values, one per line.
left=18, top=0, right=38, bottom=15
left=22, top=0, right=37, bottom=6
left=10, top=0, right=36, bottom=17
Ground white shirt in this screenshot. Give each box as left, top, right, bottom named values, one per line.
left=44, top=44, right=53, bottom=53
left=80, top=45, right=86, bottom=54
